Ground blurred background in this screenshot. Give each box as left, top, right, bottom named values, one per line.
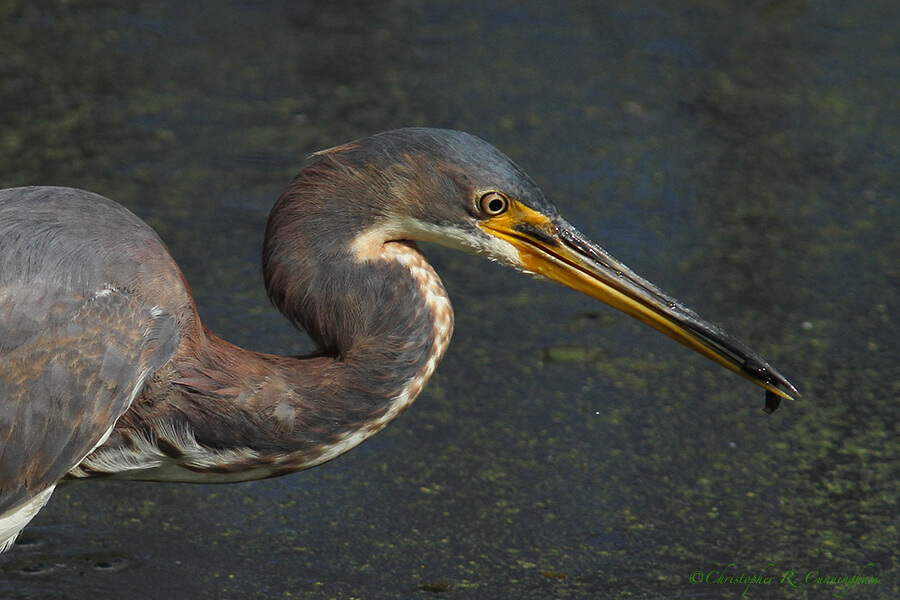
left=0, top=1, right=897, bottom=598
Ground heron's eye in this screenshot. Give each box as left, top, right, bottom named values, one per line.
left=479, top=192, right=509, bottom=216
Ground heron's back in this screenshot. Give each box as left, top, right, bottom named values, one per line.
left=0, top=187, right=191, bottom=312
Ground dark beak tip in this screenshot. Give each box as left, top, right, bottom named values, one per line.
left=762, top=378, right=801, bottom=414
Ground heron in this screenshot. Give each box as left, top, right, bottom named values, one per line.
left=0, top=128, right=797, bottom=551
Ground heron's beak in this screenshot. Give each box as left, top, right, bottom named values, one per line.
left=479, top=201, right=799, bottom=408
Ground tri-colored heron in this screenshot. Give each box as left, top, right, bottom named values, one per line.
left=0, top=128, right=797, bottom=550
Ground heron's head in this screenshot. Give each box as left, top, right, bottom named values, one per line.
left=274, top=128, right=798, bottom=406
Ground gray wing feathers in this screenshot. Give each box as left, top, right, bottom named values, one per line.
left=0, top=285, right=178, bottom=516
left=0, top=186, right=183, bottom=541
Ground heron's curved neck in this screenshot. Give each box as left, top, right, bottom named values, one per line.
left=283, top=238, right=454, bottom=433
left=261, top=176, right=456, bottom=439
left=249, top=185, right=456, bottom=467
left=275, top=237, right=456, bottom=463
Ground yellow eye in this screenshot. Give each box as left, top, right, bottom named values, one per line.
left=479, top=192, right=509, bottom=216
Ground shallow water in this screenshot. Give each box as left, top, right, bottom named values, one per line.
left=1, top=1, right=898, bottom=598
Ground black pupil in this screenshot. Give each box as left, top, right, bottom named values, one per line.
left=488, top=197, right=504, bottom=213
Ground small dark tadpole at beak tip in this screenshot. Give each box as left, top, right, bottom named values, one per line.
left=763, top=390, right=781, bottom=414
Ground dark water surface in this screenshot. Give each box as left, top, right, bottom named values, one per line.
left=1, top=1, right=898, bottom=598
